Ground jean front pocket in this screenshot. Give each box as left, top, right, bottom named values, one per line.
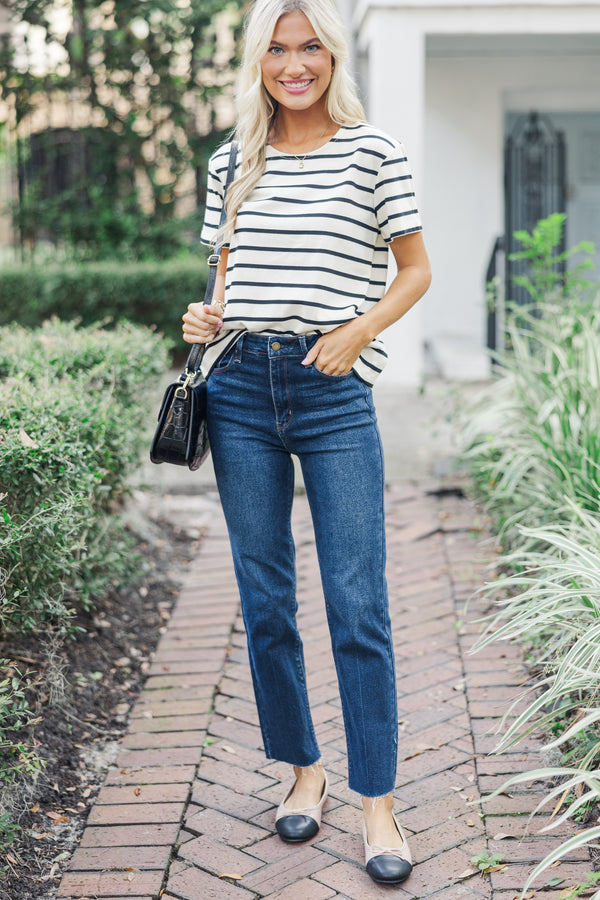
left=312, top=362, right=355, bottom=380
left=212, top=342, right=238, bottom=374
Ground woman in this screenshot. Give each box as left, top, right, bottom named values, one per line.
left=182, top=0, right=431, bottom=885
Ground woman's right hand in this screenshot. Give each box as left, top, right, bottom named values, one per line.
left=182, top=302, right=224, bottom=344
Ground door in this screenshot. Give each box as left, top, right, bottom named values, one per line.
left=550, top=112, right=600, bottom=276
left=504, top=111, right=567, bottom=306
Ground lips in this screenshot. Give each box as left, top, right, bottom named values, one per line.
left=279, top=79, right=314, bottom=92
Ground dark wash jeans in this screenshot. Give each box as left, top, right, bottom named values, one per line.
left=206, top=332, right=398, bottom=797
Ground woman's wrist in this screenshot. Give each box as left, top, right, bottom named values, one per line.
left=350, top=314, right=378, bottom=346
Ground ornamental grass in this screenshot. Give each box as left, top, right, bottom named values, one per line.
left=461, top=214, right=600, bottom=897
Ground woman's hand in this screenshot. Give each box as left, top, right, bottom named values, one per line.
left=182, top=249, right=229, bottom=344
left=301, top=318, right=372, bottom=375
left=303, top=233, right=431, bottom=371
left=182, top=302, right=223, bottom=344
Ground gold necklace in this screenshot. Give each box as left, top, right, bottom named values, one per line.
left=271, top=127, right=332, bottom=169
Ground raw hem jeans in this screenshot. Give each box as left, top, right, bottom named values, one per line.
left=206, top=332, right=398, bottom=797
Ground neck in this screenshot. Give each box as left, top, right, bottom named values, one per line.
left=271, top=103, right=334, bottom=147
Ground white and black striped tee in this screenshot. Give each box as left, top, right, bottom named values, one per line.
left=200, top=122, right=422, bottom=385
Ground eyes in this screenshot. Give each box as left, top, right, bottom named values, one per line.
left=268, top=43, right=322, bottom=56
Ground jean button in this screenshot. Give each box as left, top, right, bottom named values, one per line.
left=272, top=341, right=281, bottom=351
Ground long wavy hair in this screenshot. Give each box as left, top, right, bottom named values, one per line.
left=219, top=0, right=365, bottom=243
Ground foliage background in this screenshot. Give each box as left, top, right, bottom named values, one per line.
left=0, top=0, right=241, bottom=856
left=0, top=0, right=242, bottom=260
left=461, top=215, right=600, bottom=896
left=0, top=319, right=170, bottom=840
left=0, top=259, right=208, bottom=350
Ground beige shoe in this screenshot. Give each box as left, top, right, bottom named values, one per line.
left=275, top=771, right=328, bottom=843
left=362, top=812, right=413, bottom=884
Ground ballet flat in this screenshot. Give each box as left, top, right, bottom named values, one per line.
left=275, top=771, right=328, bottom=843
left=362, top=812, right=413, bottom=884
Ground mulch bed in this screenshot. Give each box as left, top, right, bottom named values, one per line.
left=0, top=517, right=196, bottom=900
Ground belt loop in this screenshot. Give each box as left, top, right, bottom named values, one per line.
left=236, top=333, right=244, bottom=361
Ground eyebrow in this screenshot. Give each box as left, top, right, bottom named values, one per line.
left=269, top=37, right=320, bottom=47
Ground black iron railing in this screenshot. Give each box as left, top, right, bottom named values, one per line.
left=486, top=235, right=505, bottom=353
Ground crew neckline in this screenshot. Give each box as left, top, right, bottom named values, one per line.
left=266, top=125, right=345, bottom=158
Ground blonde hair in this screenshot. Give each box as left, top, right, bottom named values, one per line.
left=219, top=0, right=365, bottom=243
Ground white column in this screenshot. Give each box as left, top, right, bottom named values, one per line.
left=368, top=11, right=426, bottom=387
left=337, top=0, right=355, bottom=55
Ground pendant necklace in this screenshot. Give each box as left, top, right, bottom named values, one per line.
left=271, top=126, right=331, bottom=169
left=292, top=127, right=330, bottom=168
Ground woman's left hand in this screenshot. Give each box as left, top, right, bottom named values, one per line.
left=301, top=319, right=371, bottom=375
left=302, top=233, right=432, bottom=375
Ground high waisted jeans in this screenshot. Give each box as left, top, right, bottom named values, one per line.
left=206, top=332, right=398, bottom=797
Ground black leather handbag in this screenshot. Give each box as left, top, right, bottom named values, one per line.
left=150, top=343, right=210, bottom=470
left=150, top=142, right=238, bottom=470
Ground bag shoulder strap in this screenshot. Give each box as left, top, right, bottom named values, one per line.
left=186, top=141, right=239, bottom=373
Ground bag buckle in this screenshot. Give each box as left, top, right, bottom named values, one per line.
left=207, top=254, right=220, bottom=267
left=175, top=369, right=194, bottom=399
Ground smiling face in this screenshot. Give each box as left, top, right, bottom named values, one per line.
left=260, top=10, right=334, bottom=114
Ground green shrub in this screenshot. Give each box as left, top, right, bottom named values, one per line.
left=0, top=318, right=170, bottom=844
left=462, top=215, right=599, bottom=549
left=0, top=662, right=43, bottom=788
left=460, top=217, right=600, bottom=895
left=0, top=259, right=207, bottom=353
left=462, top=296, right=600, bottom=548
left=0, top=318, right=171, bottom=635
left=0, top=660, right=45, bottom=846
left=509, top=211, right=596, bottom=303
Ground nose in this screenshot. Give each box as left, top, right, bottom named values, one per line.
left=285, top=51, right=305, bottom=77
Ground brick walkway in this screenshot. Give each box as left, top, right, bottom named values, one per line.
left=58, top=483, right=591, bottom=900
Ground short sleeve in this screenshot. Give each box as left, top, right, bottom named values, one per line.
left=200, top=150, right=226, bottom=247
left=374, top=141, right=422, bottom=243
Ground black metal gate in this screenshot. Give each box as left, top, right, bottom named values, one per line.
left=504, top=111, right=567, bottom=305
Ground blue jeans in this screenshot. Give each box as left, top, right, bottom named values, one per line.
left=206, top=332, right=398, bottom=797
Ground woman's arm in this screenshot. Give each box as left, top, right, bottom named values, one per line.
left=182, top=249, right=230, bottom=344
left=301, top=232, right=431, bottom=375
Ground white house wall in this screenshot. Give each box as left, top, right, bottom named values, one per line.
left=425, top=53, right=502, bottom=379
left=367, top=14, right=426, bottom=386
left=424, top=50, right=600, bottom=379
left=354, top=1, right=600, bottom=383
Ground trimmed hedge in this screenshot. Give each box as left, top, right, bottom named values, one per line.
left=0, top=318, right=171, bottom=636
left=0, top=259, right=208, bottom=352
left=0, top=318, right=170, bottom=834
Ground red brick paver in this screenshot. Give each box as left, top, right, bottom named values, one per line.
left=58, top=484, right=592, bottom=899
